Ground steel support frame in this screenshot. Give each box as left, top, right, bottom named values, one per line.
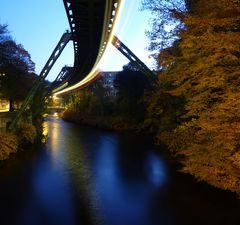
left=112, top=35, right=155, bottom=79
left=8, top=31, right=72, bottom=131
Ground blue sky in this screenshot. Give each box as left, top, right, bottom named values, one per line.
left=0, top=0, right=153, bottom=81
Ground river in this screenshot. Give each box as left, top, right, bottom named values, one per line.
left=0, top=115, right=239, bottom=225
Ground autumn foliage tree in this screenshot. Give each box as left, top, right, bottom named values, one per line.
left=141, top=0, right=186, bottom=68
left=0, top=23, right=35, bottom=111
left=143, top=0, right=240, bottom=195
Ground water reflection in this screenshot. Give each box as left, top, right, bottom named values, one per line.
left=46, top=115, right=100, bottom=225
left=14, top=116, right=78, bottom=225
left=19, top=158, right=76, bottom=225
left=91, top=135, right=169, bottom=225
left=145, top=153, right=167, bottom=188
left=44, top=117, right=170, bottom=225
left=0, top=116, right=239, bottom=225
left=45, top=118, right=61, bottom=162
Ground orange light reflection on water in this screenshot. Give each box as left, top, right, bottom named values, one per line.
left=42, top=121, right=49, bottom=143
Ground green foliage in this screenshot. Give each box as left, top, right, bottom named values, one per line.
left=0, top=133, right=18, bottom=160
left=1, top=67, right=37, bottom=108
left=143, top=89, right=185, bottom=134
left=62, top=79, right=110, bottom=125
left=30, top=83, right=49, bottom=119
left=66, top=90, right=103, bottom=117
left=17, top=123, right=37, bottom=145
left=0, top=23, right=36, bottom=111
left=62, top=64, right=152, bottom=130
left=0, top=24, right=35, bottom=72
left=114, top=63, right=151, bottom=119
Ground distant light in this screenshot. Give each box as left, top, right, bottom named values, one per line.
left=53, top=112, right=58, bottom=117
left=53, top=95, right=59, bottom=100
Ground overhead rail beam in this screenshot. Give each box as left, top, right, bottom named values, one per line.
left=63, top=0, right=121, bottom=82
left=63, top=0, right=106, bottom=83
left=53, top=0, right=122, bottom=96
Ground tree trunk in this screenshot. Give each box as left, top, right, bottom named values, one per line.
left=9, top=99, right=14, bottom=111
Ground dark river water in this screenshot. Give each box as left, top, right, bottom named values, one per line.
left=0, top=115, right=239, bottom=225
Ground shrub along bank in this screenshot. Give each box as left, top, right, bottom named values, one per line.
left=62, top=109, right=139, bottom=131
left=0, top=122, right=37, bottom=161
left=61, top=63, right=151, bottom=132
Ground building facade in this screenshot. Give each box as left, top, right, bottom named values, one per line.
left=100, top=71, right=119, bottom=97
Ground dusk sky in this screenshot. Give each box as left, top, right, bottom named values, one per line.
left=0, top=0, right=153, bottom=81
left=1, top=1, right=239, bottom=224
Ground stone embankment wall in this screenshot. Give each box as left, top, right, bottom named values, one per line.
left=0, top=112, right=32, bottom=132
left=0, top=112, right=16, bottom=132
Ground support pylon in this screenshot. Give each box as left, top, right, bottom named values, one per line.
left=48, top=66, right=73, bottom=95
left=8, top=31, right=72, bottom=132
left=112, top=35, right=155, bottom=79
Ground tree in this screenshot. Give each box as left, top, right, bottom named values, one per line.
left=141, top=0, right=186, bottom=67
left=144, top=0, right=240, bottom=195
left=0, top=24, right=10, bottom=61
left=0, top=23, right=36, bottom=110
left=114, top=62, right=151, bottom=118
left=0, top=66, right=37, bottom=111
left=115, top=63, right=151, bottom=99
left=0, top=24, right=35, bottom=72
left=0, top=24, right=8, bottom=40
left=1, top=40, right=35, bottom=72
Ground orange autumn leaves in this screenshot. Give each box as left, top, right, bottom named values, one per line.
left=146, top=0, right=240, bottom=195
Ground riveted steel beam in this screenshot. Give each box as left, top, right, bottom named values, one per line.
left=62, top=0, right=121, bottom=86
left=8, top=31, right=72, bottom=131
left=112, top=35, right=155, bottom=79
left=53, top=0, right=122, bottom=96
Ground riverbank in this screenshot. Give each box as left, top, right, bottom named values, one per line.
left=0, top=123, right=37, bottom=161
left=61, top=109, right=140, bottom=131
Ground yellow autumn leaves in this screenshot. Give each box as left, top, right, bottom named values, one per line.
left=146, top=0, right=240, bottom=195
